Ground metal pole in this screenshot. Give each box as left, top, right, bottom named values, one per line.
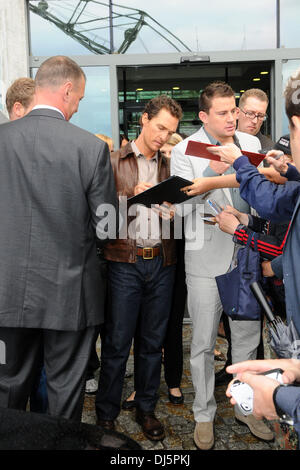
left=276, top=0, right=280, bottom=48
left=109, top=0, right=114, bottom=54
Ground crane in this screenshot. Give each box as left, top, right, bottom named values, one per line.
left=29, top=0, right=192, bottom=55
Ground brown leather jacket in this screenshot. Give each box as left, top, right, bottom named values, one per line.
left=104, top=142, right=177, bottom=266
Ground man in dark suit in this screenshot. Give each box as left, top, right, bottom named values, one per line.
left=0, top=111, right=8, bottom=124
left=0, top=56, right=117, bottom=421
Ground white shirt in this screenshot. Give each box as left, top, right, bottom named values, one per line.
left=32, top=105, right=65, bottom=119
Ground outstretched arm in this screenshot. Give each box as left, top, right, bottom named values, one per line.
left=181, top=166, right=286, bottom=197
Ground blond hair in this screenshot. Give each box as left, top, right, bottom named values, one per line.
left=6, top=77, right=35, bottom=115
left=167, top=133, right=183, bottom=146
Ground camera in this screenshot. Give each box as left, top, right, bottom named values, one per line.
left=229, top=368, right=285, bottom=417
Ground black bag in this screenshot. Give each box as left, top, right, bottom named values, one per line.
left=216, top=232, right=262, bottom=320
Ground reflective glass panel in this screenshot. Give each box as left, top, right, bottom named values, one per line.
left=28, top=0, right=277, bottom=55
left=31, top=65, right=111, bottom=137
left=118, top=62, right=272, bottom=139
left=280, top=0, right=300, bottom=48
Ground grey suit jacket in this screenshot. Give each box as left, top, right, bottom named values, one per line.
left=0, top=109, right=117, bottom=331
left=171, top=126, right=261, bottom=278
left=0, top=111, right=8, bottom=124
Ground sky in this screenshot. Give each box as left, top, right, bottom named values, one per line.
left=28, top=0, right=289, bottom=56
left=12, top=1, right=300, bottom=135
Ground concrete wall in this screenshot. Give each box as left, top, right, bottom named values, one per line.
left=0, top=0, right=29, bottom=116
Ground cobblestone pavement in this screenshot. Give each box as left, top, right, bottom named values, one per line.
left=82, top=323, right=282, bottom=451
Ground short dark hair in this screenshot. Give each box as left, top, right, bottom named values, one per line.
left=6, top=77, right=35, bottom=115
left=142, top=95, right=182, bottom=121
left=284, top=69, right=300, bottom=125
left=199, top=81, right=235, bottom=113
left=35, top=56, right=86, bottom=89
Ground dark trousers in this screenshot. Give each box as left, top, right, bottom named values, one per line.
left=86, top=253, right=108, bottom=380
left=96, top=256, right=175, bottom=420
left=0, top=326, right=96, bottom=421
left=163, top=238, right=187, bottom=389
left=30, top=365, right=48, bottom=413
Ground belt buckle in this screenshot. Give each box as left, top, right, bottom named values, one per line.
left=143, top=247, right=154, bottom=260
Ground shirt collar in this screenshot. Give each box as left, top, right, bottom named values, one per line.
left=131, top=140, right=158, bottom=161
left=32, top=105, right=65, bottom=119
left=203, top=126, right=241, bottom=149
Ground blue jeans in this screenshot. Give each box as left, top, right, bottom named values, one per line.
left=96, top=255, right=175, bottom=420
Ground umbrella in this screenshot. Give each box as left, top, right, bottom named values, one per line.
left=250, top=281, right=300, bottom=359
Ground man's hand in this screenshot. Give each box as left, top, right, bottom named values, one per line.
left=226, top=373, right=279, bottom=421
left=265, top=150, right=289, bottom=175
left=181, top=177, right=215, bottom=196
left=207, top=143, right=243, bottom=165
left=153, top=201, right=176, bottom=220
left=134, top=182, right=153, bottom=196
left=226, top=358, right=300, bottom=385
left=223, top=205, right=249, bottom=226
left=261, top=260, right=275, bottom=277
left=209, top=159, right=230, bottom=174
left=215, top=211, right=240, bottom=235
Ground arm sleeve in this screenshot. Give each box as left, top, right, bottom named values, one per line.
left=233, top=225, right=287, bottom=261
left=274, top=385, right=300, bottom=426
left=233, top=156, right=300, bottom=223
left=87, top=142, right=119, bottom=245
left=285, top=163, right=300, bottom=182
left=271, top=255, right=284, bottom=279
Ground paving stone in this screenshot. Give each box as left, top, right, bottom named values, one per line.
left=83, top=323, right=288, bottom=451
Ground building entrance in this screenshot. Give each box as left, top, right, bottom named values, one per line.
left=118, top=61, right=272, bottom=141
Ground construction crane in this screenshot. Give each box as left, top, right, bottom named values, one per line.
left=29, top=0, right=192, bottom=54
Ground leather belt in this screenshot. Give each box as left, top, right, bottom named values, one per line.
left=136, top=246, right=161, bottom=260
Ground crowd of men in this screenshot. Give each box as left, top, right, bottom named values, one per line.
left=0, top=55, right=299, bottom=450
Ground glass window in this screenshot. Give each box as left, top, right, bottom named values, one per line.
left=0, top=63, right=3, bottom=112
left=280, top=0, right=300, bottom=48
left=118, top=62, right=272, bottom=139
left=282, top=59, right=300, bottom=135
left=31, top=65, right=111, bottom=137
left=28, top=0, right=277, bottom=55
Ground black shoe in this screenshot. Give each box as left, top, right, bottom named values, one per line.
left=97, top=418, right=115, bottom=431
left=121, top=397, right=137, bottom=410
left=215, top=367, right=233, bottom=387
left=135, top=409, right=165, bottom=441
left=168, top=389, right=184, bottom=405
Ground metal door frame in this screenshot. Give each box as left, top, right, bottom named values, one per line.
left=29, top=47, right=300, bottom=144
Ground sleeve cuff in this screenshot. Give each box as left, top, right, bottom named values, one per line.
left=271, top=255, right=283, bottom=279
left=273, top=384, right=300, bottom=422
left=233, top=155, right=250, bottom=171
left=232, top=224, right=246, bottom=243
left=285, top=163, right=300, bottom=181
